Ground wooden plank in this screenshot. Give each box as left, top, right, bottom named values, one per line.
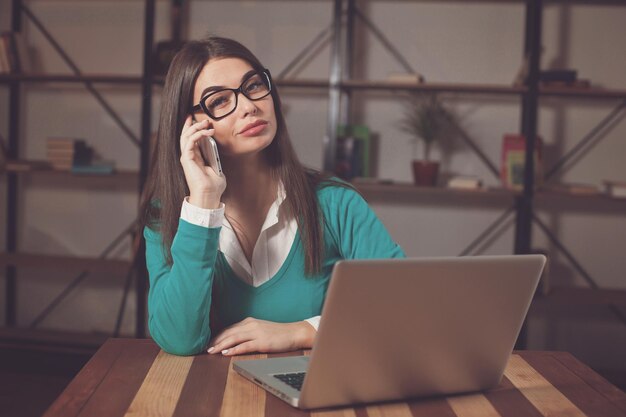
left=366, top=403, right=414, bottom=417
left=42, top=338, right=124, bottom=417
left=447, top=392, right=501, bottom=417
left=407, top=397, right=458, bottom=417
left=505, top=354, right=587, bottom=417
left=172, top=354, right=232, bottom=417
left=123, top=350, right=193, bottom=417
left=77, top=340, right=160, bottom=417
left=482, top=376, right=543, bottom=417
left=552, top=352, right=626, bottom=413
left=311, top=408, right=357, bottom=417
left=522, top=352, right=626, bottom=417
left=0, top=252, right=131, bottom=275
left=219, top=354, right=267, bottom=417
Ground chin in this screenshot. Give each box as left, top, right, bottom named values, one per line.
left=223, top=134, right=275, bottom=157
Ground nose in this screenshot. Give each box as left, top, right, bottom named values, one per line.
left=237, top=93, right=258, bottom=117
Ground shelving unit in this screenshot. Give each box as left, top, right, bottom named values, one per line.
left=1, top=0, right=624, bottom=354
left=318, top=0, right=626, bottom=343
left=1, top=0, right=156, bottom=350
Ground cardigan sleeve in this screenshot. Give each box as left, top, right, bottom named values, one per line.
left=144, top=218, right=221, bottom=355
left=321, top=185, right=406, bottom=260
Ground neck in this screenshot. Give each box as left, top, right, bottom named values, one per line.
left=221, top=152, right=276, bottom=208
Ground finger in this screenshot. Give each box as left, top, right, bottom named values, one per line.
left=180, top=116, right=194, bottom=149
left=182, top=118, right=209, bottom=138
left=181, top=129, right=216, bottom=161
left=208, top=332, right=253, bottom=354
left=180, top=119, right=208, bottom=150
left=222, top=340, right=259, bottom=356
left=211, top=319, right=252, bottom=346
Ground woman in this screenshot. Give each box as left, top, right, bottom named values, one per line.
left=140, top=36, right=405, bottom=356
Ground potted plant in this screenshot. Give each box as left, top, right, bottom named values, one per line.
left=398, top=93, right=456, bottom=186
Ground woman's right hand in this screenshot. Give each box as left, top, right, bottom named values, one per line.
left=180, top=115, right=227, bottom=209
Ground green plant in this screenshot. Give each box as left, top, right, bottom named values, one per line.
left=398, top=94, right=455, bottom=161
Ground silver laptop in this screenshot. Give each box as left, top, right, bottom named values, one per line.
left=234, top=255, right=546, bottom=409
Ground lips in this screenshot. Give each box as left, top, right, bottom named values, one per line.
left=239, top=120, right=268, bottom=134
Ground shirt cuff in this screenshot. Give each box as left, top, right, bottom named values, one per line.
left=180, top=196, right=225, bottom=228
left=304, top=316, right=321, bottom=331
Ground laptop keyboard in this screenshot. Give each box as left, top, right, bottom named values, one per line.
left=273, top=372, right=306, bottom=391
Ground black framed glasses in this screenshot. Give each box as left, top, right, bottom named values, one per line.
left=191, top=69, right=272, bottom=120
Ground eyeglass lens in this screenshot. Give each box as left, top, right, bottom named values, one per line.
left=204, top=72, right=270, bottom=119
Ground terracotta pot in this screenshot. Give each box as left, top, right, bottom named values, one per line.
left=412, top=160, right=440, bottom=186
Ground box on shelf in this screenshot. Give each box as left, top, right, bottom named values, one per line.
left=604, top=180, right=626, bottom=199
left=447, top=176, right=483, bottom=190
left=386, top=72, right=425, bottom=84
left=500, top=133, right=543, bottom=189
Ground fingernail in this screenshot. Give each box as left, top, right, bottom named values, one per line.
left=207, top=347, right=214, bottom=353
left=221, top=349, right=229, bottom=355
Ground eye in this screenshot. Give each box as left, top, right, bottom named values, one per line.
left=245, top=80, right=262, bottom=93
left=206, top=92, right=232, bottom=110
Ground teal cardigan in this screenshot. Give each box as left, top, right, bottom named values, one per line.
left=144, top=184, right=405, bottom=355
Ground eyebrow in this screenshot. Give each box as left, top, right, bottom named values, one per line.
left=199, top=69, right=257, bottom=99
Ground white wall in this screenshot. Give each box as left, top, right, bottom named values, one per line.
left=1, top=1, right=624, bottom=373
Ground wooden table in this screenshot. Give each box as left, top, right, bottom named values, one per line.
left=43, top=338, right=626, bottom=417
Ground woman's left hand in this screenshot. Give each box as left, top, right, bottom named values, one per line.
left=207, top=317, right=316, bottom=356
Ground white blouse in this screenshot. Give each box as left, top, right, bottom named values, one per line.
left=179, top=184, right=321, bottom=330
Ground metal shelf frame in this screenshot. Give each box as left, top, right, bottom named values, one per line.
left=2, top=0, right=156, bottom=341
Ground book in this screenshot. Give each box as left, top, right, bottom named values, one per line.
left=447, top=176, right=483, bottom=190
left=46, top=138, right=93, bottom=170
left=0, top=32, right=20, bottom=73
left=334, top=125, right=372, bottom=180
left=334, top=136, right=362, bottom=181
left=604, top=180, right=626, bottom=199
left=540, top=79, right=591, bottom=89
left=539, top=69, right=577, bottom=83
left=0, top=135, right=7, bottom=165
left=0, top=34, right=9, bottom=74
left=513, top=54, right=529, bottom=86
left=12, top=31, right=32, bottom=73
left=4, top=159, right=51, bottom=172
left=500, top=133, right=543, bottom=189
left=541, top=183, right=600, bottom=196
left=71, top=160, right=116, bottom=175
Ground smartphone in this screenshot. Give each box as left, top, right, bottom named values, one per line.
left=198, top=136, right=223, bottom=176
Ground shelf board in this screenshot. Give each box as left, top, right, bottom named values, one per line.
left=0, top=73, right=144, bottom=84
left=535, top=188, right=626, bottom=204
left=2, top=166, right=139, bottom=187
left=536, top=286, right=626, bottom=306
left=276, top=78, right=330, bottom=89
left=352, top=181, right=517, bottom=198
left=540, top=86, right=626, bottom=100
left=0, top=252, right=132, bottom=275
left=3, top=74, right=623, bottom=99
left=342, top=80, right=527, bottom=95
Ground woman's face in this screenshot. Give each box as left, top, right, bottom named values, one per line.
left=192, top=57, right=277, bottom=158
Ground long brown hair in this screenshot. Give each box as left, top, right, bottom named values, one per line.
left=139, top=36, right=343, bottom=275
